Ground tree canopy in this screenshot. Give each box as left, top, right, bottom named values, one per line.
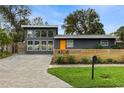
left=63, top=8, right=105, bottom=35
left=114, top=26, right=124, bottom=42
left=0, top=28, right=12, bottom=52
left=0, top=5, right=31, bottom=33
left=0, top=5, right=31, bottom=42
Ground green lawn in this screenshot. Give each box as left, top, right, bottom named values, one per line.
left=48, top=67, right=124, bottom=88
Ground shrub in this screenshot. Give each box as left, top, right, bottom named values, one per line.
left=105, top=58, right=117, bottom=63
left=55, top=56, right=64, bottom=64
left=111, top=44, right=120, bottom=49
left=95, top=43, right=103, bottom=49
left=66, top=55, right=76, bottom=64
left=81, top=57, right=90, bottom=64
left=0, top=51, right=12, bottom=59
left=96, top=57, right=103, bottom=64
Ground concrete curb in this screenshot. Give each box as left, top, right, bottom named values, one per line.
left=49, top=64, right=124, bottom=68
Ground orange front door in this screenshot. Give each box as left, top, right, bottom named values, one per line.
left=60, top=40, right=66, bottom=49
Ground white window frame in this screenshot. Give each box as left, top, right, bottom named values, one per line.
left=41, top=30, right=47, bottom=37
left=100, top=40, right=109, bottom=46
left=47, top=40, right=54, bottom=51
left=27, top=40, right=34, bottom=51
left=34, top=30, right=40, bottom=38
left=48, top=30, right=54, bottom=37
left=34, top=40, right=40, bottom=51
left=27, top=30, right=34, bottom=38
left=67, top=40, right=74, bottom=48
left=41, top=40, right=47, bottom=51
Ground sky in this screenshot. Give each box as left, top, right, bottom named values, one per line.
left=30, top=5, right=124, bottom=35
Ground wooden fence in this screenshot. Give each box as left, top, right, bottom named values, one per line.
left=54, top=49, right=124, bottom=61
left=0, top=42, right=25, bottom=54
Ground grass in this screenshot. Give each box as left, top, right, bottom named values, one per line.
left=48, top=67, right=124, bottom=88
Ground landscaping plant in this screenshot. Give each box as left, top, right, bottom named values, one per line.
left=55, top=56, right=64, bottom=64
left=105, top=58, right=117, bottom=64
left=66, top=55, right=76, bottom=64
left=0, top=51, right=12, bottom=59
left=81, top=57, right=90, bottom=64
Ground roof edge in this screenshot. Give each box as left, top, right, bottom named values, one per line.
left=21, top=25, right=58, bottom=28
left=54, top=35, right=117, bottom=39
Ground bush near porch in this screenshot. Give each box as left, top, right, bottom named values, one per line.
left=53, top=49, right=124, bottom=64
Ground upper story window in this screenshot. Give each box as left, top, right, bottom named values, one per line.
left=34, top=30, right=40, bottom=38
left=27, top=30, right=34, bottom=38
left=41, top=30, right=47, bottom=37
left=67, top=40, right=74, bottom=48
left=100, top=40, right=109, bottom=46
left=48, top=30, right=54, bottom=37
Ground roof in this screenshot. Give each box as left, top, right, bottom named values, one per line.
left=54, top=35, right=116, bottom=39
left=21, top=25, right=58, bottom=28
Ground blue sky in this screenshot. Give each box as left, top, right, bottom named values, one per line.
left=30, top=5, right=124, bottom=35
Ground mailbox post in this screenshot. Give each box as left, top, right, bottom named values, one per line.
left=92, top=56, right=97, bottom=80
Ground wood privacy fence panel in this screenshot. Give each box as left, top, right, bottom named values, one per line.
left=17, top=42, right=25, bottom=54
left=54, top=49, right=124, bottom=61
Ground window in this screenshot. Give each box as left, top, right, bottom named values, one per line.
left=100, top=40, right=109, bottom=46
left=48, top=41, right=53, bottom=51
left=34, top=41, right=40, bottom=51
left=48, top=30, right=53, bottom=37
left=27, top=41, right=33, bottom=51
left=41, top=30, right=47, bottom=37
left=67, top=40, right=74, bottom=48
left=41, top=41, right=47, bottom=50
left=27, top=30, right=34, bottom=38
left=34, top=30, right=40, bottom=38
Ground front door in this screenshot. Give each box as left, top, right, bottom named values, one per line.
left=60, top=40, right=66, bottom=49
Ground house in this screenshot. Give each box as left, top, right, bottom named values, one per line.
left=21, top=25, right=58, bottom=54
left=22, top=25, right=116, bottom=54
left=54, top=35, right=116, bottom=49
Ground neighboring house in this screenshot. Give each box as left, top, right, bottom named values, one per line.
left=54, top=35, right=116, bottom=49
left=22, top=25, right=116, bottom=54
left=21, top=25, right=58, bottom=54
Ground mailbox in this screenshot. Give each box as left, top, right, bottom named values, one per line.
left=92, top=56, right=97, bottom=80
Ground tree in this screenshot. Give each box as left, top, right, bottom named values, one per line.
left=0, top=28, right=12, bottom=52
left=31, top=17, right=43, bottom=25
left=114, top=26, right=124, bottom=42
left=0, top=5, right=31, bottom=42
left=62, top=8, right=105, bottom=35
left=31, top=16, right=49, bottom=25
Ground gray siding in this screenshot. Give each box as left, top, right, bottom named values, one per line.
left=54, top=39, right=60, bottom=49
left=54, top=39, right=116, bottom=49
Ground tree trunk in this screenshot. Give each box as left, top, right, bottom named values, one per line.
left=6, top=45, right=9, bottom=52
left=1, top=45, right=4, bottom=52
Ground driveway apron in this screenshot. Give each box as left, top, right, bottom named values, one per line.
left=0, top=54, right=71, bottom=88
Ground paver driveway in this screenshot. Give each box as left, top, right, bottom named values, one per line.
left=0, top=55, right=71, bottom=88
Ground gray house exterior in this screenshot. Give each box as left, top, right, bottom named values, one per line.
left=54, top=35, right=116, bottom=49
left=22, top=25, right=116, bottom=54
left=22, top=25, right=58, bottom=54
